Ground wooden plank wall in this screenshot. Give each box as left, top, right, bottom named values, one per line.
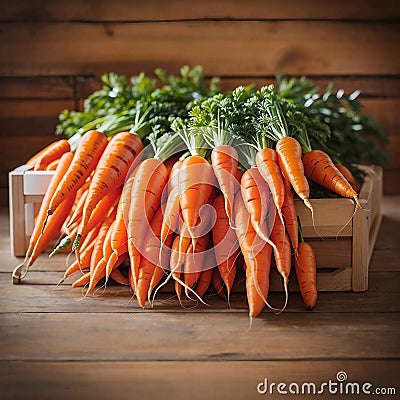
left=0, top=0, right=399, bottom=206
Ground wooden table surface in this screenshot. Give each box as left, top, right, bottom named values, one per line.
left=1, top=197, right=399, bottom=400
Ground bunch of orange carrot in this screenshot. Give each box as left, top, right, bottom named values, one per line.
left=14, top=84, right=365, bottom=320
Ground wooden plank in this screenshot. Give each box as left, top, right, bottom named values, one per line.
left=3, top=271, right=399, bottom=313
left=0, top=99, right=73, bottom=118
left=0, top=21, right=399, bottom=76
left=0, top=312, right=398, bottom=361
left=1, top=360, right=399, bottom=400
left=0, top=116, right=61, bottom=137
left=2, top=0, right=399, bottom=21
left=0, top=76, right=73, bottom=99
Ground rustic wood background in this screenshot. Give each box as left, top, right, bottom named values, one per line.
left=0, top=0, right=399, bottom=206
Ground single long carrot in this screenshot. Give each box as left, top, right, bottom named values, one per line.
left=74, top=131, right=143, bottom=250
left=34, top=139, right=70, bottom=171
left=212, top=194, right=239, bottom=299
left=240, top=167, right=276, bottom=251
left=303, top=150, right=362, bottom=208
left=46, top=130, right=108, bottom=219
left=295, top=219, right=317, bottom=310
left=276, top=136, right=313, bottom=213
left=234, top=193, right=273, bottom=319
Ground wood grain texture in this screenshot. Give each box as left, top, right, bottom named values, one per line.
left=2, top=271, right=399, bottom=313
left=0, top=21, right=398, bottom=77
left=1, top=360, right=399, bottom=400
left=0, top=311, right=399, bottom=361
left=2, top=0, right=399, bottom=21
left=0, top=76, right=74, bottom=99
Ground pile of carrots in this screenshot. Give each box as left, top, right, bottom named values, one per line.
left=13, top=84, right=365, bottom=320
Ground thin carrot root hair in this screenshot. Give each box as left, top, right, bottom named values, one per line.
left=151, top=257, right=208, bottom=307
left=335, top=201, right=359, bottom=239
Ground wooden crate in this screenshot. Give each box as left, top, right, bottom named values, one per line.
left=8, top=165, right=382, bottom=292
left=293, top=165, right=383, bottom=292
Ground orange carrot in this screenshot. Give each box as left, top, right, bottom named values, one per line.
left=178, top=155, right=215, bottom=249
left=256, top=148, right=285, bottom=226
left=183, top=232, right=211, bottom=297
left=270, top=215, right=292, bottom=310
left=281, top=179, right=299, bottom=252
left=105, top=176, right=136, bottom=282
left=29, top=189, right=76, bottom=268
left=89, top=211, right=117, bottom=276
left=86, top=220, right=115, bottom=295
left=335, top=163, right=357, bottom=191
left=276, top=136, right=313, bottom=213
left=136, top=207, right=174, bottom=308
left=110, top=262, right=129, bottom=285
left=46, top=130, right=108, bottom=220
left=27, top=152, right=74, bottom=259
left=303, top=150, right=362, bottom=207
left=234, top=192, right=273, bottom=319
left=211, top=145, right=239, bottom=225
left=74, top=131, right=143, bottom=250
left=127, top=158, right=169, bottom=293
left=159, top=160, right=183, bottom=247
left=12, top=152, right=76, bottom=283
left=195, top=246, right=216, bottom=297
left=34, top=139, right=70, bottom=171
left=295, top=220, right=317, bottom=310
left=46, top=159, right=60, bottom=171
left=71, top=271, right=91, bottom=288
left=212, top=194, right=239, bottom=298
left=240, top=167, right=276, bottom=250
